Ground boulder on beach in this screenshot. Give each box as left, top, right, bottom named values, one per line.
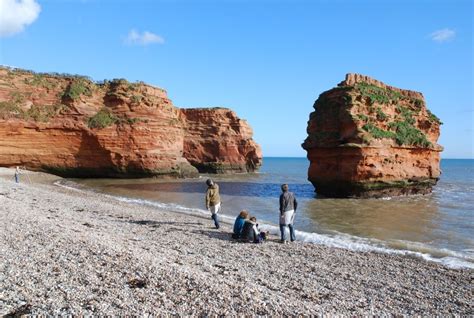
left=302, top=73, right=443, bottom=198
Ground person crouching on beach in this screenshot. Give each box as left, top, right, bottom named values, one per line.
left=279, top=184, right=297, bottom=243
left=205, top=179, right=221, bottom=229
left=232, top=210, right=249, bottom=239
left=241, top=216, right=267, bottom=243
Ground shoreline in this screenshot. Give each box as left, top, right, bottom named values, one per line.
left=0, top=168, right=472, bottom=315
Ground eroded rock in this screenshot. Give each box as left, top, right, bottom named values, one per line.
left=302, top=73, right=442, bottom=198
left=0, top=67, right=261, bottom=177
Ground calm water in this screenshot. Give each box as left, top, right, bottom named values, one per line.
left=63, top=158, right=474, bottom=269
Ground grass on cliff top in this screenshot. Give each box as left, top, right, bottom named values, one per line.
left=355, top=82, right=425, bottom=109
left=3, top=66, right=167, bottom=99
left=23, top=74, right=57, bottom=90
left=87, top=108, right=119, bottom=129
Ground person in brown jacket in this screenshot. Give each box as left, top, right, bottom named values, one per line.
left=205, top=179, right=221, bottom=229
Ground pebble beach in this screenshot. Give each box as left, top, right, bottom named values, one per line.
left=0, top=168, right=472, bottom=316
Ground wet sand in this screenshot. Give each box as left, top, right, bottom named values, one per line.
left=0, top=168, right=472, bottom=315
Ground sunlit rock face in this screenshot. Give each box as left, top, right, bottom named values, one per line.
left=181, top=107, right=262, bottom=173
left=302, top=73, right=442, bottom=198
left=0, top=67, right=261, bottom=178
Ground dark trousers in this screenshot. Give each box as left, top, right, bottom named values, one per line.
left=280, top=224, right=295, bottom=242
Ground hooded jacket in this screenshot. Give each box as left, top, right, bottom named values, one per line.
left=241, top=220, right=259, bottom=243
left=233, top=215, right=246, bottom=238
left=206, top=183, right=221, bottom=208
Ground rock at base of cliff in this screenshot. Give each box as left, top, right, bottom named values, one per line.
left=191, top=161, right=259, bottom=174
left=40, top=161, right=199, bottom=179
left=312, top=178, right=438, bottom=199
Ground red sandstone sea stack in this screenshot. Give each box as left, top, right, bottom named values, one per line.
left=0, top=67, right=262, bottom=177
left=302, top=74, right=443, bottom=198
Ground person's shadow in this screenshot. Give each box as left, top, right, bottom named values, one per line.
left=191, top=229, right=235, bottom=241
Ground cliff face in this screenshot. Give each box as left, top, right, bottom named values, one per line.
left=181, top=108, right=262, bottom=173
left=0, top=67, right=261, bottom=177
left=302, top=73, right=443, bottom=198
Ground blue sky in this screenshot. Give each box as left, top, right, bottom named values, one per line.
left=0, top=0, right=472, bottom=158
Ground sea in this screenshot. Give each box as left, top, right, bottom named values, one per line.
left=59, top=158, right=474, bottom=269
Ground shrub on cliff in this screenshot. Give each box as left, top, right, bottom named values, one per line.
left=62, top=79, right=94, bottom=100
left=0, top=101, right=22, bottom=119
left=27, top=104, right=68, bottom=122
left=87, top=108, right=118, bottom=129
left=0, top=101, right=67, bottom=122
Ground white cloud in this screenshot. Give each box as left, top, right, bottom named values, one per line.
left=0, top=0, right=41, bottom=37
left=429, top=28, right=456, bottom=43
left=124, top=29, right=164, bottom=46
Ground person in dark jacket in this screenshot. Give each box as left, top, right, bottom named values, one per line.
left=241, top=216, right=266, bottom=243
left=279, top=184, right=297, bottom=243
left=205, top=179, right=221, bottom=229
left=232, top=210, right=249, bottom=239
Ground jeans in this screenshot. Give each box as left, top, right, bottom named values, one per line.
left=14, top=173, right=19, bottom=183
left=280, top=224, right=295, bottom=242
left=211, top=213, right=220, bottom=229
left=209, top=203, right=221, bottom=229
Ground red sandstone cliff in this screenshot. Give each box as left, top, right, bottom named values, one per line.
left=302, top=73, right=443, bottom=198
left=0, top=67, right=261, bottom=177
left=181, top=108, right=262, bottom=173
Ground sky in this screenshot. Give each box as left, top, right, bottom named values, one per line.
left=0, top=0, right=472, bottom=158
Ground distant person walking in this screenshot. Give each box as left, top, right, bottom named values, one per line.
left=14, top=166, right=21, bottom=183
left=205, top=179, right=221, bottom=229
left=279, top=184, right=297, bottom=243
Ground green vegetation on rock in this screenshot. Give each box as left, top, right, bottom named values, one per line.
left=362, top=123, right=395, bottom=139
left=10, top=92, right=25, bottom=104
left=427, top=109, right=442, bottom=125
left=131, top=95, right=143, bottom=103
left=356, top=82, right=403, bottom=105
left=376, top=107, right=388, bottom=121
left=360, top=104, right=433, bottom=148
left=62, top=78, right=94, bottom=100
left=27, top=104, right=68, bottom=122
left=24, top=74, right=56, bottom=90
left=388, top=120, right=432, bottom=148
left=0, top=101, right=22, bottom=119
left=0, top=101, right=67, bottom=122
left=356, top=114, right=369, bottom=122
left=87, top=108, right=118, bottom=129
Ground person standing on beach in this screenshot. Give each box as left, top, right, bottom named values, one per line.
left=279, top=184, right=297, bottom=243
left=205, top=179, right=221, bottom=229
left=14, top=166, right=21, bottom=183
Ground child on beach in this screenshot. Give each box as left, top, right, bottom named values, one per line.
left=240, top=216, right=268, bottom=243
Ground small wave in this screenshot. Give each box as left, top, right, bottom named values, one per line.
left=54, top=180, right=474, bottom=270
